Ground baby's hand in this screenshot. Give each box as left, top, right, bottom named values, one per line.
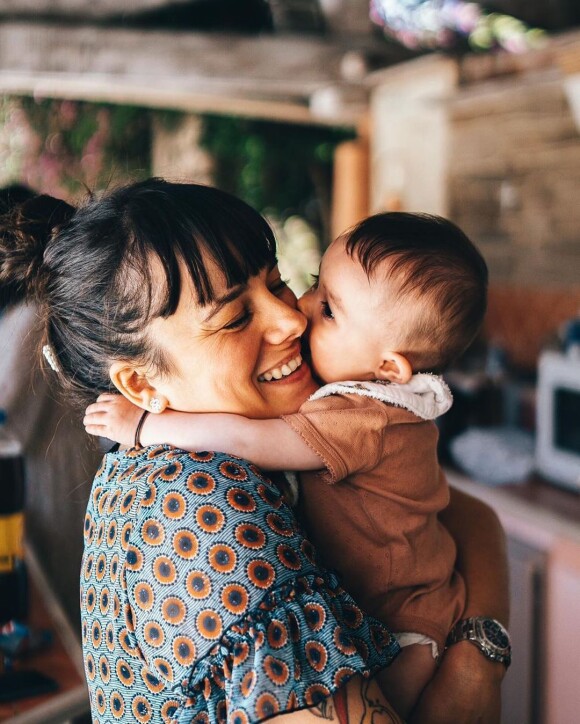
left=84, top=393, right=144, bottom=446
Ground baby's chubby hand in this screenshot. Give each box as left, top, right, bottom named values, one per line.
left=84, top=393, right=144, bottom=446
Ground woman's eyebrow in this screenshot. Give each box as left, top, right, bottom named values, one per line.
left=201, top=284, right=247, bottom=323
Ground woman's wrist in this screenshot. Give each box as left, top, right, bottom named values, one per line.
left=411, top=639, right=504, bottom=723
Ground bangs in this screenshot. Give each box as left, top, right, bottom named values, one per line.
left=118, top=180, right=277, bottom=318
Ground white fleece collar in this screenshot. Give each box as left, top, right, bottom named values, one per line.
left=308, top=374, right=453, bottom=421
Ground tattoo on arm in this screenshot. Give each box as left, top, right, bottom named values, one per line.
left=311, top=697, right=335, bottom=720
left=335, top=684, right=349, bottom=724
left=359, top=678, right=400, bottom=724
left=311, top=677, right=400, bottom=723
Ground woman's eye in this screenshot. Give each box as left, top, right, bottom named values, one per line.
left=224, top=310, right=253, bottom=330
left=321, top=301, right=334, bottom=320
left=270, top=279, right=290, bottom=296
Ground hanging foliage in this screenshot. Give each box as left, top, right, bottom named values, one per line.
left=199, top=114, right=354, bottom=244
left=370, top=0, right=546, bottom=53
left=1, top=97, right=151, bottom=198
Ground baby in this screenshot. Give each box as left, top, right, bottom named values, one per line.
left=85, top=211, right=488, bottom=718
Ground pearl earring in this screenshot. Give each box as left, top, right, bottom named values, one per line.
left=150, top=397, right=162, bottom=414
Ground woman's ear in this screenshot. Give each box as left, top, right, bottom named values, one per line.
left=375, top=352, right=413, bottom=384
left=109, top=361, right=168, bottom=413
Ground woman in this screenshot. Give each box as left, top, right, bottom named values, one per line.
left=0, top=179, right=508, bottom=723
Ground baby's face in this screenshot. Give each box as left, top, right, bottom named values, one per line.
left=298, top=237, right=401, bottom=384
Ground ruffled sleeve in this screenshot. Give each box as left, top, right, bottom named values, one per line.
left=175, top=571, right=399, bottom=723
left=123, top=448, right=398, bottom=722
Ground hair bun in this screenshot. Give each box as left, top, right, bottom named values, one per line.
left=0, top=194, right=75, bottom=306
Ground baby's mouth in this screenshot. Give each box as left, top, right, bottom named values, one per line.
left=257, top=354, right=302, bottom=382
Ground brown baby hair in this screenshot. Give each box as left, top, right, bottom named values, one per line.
left=0, top=178, right=278, bottom=405
left=344, top=212, right=488, bottom=372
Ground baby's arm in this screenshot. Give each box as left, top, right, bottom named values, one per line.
left=84, top=393, right=323, bottom=472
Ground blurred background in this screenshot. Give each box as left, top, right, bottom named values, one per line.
left=0, top=1, right=579, bottom=721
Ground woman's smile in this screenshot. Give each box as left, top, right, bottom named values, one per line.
left=257, top=351, right=303, bottom=382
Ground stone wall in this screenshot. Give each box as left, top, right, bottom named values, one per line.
left=151, top=114, right=213, bottom=183
left=448, top=45, right=580, bottom=367
left=448, top=70, right=580, bottom=290
left=370, top=40, right=580, bottom=369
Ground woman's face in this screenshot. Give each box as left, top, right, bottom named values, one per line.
left=145, top=261, right=317, bottom=418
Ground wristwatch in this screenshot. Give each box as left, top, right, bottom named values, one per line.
left=446, top=617, right=511, bottom=668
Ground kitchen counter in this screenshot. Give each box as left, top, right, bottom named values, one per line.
left=446, top=466, right=580, bottom=724
left=446, top=468, right=580, bottom=549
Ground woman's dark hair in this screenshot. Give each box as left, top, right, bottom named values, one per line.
left=344, top=212, right=488, bottom=371
left=0, top=183, right=37, bottom=307
left=0, top=184, right=36, bottom=214
left=0, top=178, right=277, bottom=403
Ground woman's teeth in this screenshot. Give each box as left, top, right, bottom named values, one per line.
left=258, top=355, right=302, bottom=382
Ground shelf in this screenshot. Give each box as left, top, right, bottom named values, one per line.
left=0, top=547, right=88, bottom=724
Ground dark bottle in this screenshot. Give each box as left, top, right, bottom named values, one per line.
left=0, top=410, right=27, bottom=624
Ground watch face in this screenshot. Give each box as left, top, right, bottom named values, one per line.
left=482, top=619, right=510, bottom=649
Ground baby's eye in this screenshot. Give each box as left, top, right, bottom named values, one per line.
left=321, top=301, right=334, bottom=320
left=310, top=274, right=319, bottom=290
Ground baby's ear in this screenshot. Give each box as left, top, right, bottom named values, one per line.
left=375, top=352, right=412, bottom=384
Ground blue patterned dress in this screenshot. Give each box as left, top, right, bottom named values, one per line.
left=81, top=445, right=399, bottom=723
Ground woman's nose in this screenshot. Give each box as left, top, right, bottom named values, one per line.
left=263, top=294, right=307, bottom=345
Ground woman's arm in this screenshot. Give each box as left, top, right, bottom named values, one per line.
left=410, top=486, right=509, bottom=723
left=84, top=393, right=322, bottom=470
left=441, top=486, right=510, bottom=624
left=276, top=676, right=402, bottom=723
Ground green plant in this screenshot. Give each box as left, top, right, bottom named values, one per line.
left=13, top=98, right=152, bottom=196
left=199, top=114, right=354, bottom=244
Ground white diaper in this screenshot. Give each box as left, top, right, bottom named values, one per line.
left=394, top=632, right=439, bottom=660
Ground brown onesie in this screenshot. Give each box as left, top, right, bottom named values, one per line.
left=282, top=389, right=465, bottom=654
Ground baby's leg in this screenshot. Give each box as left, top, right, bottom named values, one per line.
left=376, top=642, right=437, bottom=720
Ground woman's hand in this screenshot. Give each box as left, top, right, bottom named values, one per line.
left=84, top=393, right=143, bottom=446
left=440, top=485, right=509, bottom=622
left=425, top=485, right=509, bottom=723
left=410, top=641, right=504, bottom=723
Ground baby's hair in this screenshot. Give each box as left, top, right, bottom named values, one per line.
left=344, top=212, right=488, bottom=371
left=0, top=178, right=277, bottom=405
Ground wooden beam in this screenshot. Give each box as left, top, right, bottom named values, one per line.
left=0, top=71, right=351, bottom=126
left=0, top=0, right=184, bottom=15
left=0, top=22, right=374, bottom=126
